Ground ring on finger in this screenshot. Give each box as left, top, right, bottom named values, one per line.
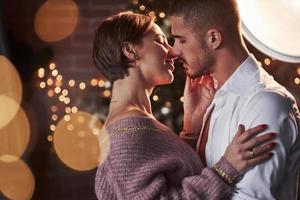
left=250, top=149, right=255, bottom=158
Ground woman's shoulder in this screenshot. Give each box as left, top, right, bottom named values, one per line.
left=104, top=109, right=164, bottom=136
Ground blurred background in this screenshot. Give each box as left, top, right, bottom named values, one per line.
left=0, top=0, right=299, bottom=199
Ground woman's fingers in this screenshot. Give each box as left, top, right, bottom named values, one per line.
left=243, top=132, right=276, bottom=150
left=245, top=152, right=274, bottom=167
left=235, top=124, right=268, bottom=144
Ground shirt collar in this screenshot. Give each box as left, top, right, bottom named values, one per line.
left=215, top=54, right=262, bottom=97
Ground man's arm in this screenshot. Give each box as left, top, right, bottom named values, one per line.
left=231, top=91, right=300, bottom=200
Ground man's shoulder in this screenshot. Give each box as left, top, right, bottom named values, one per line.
left=244, top=88, right=297, bottom=113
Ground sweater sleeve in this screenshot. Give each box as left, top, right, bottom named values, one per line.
left=96, top=133, right=240, bottom=200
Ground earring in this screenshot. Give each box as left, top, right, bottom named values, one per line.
left=133, top=53, right=139, bottom=60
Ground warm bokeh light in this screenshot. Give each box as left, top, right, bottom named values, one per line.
left=69, top=80, right=75, bottom=87
left=79, top=82, right=86, bottom=90
left=165, top=101, right=172, bottom=108
left=47, top=78, right=54, bottom=86
left=104, top=81, right=111, bottom=88
left=0, top=157, right=35, bottom=200
left=0, top=108, right=30, bottom=157
left=0, top=96, right=21, bottom=129
left=49, top=63, right=56, bottom=70
left=295, top=77, right=300, bottom=85
left=51, top=105, right=58, bottom=112
left=98, top=80, right=105, bottom=87
left=161, top=107, right=170, bottom=115
left=62, top=89, right=68, bottom=96
left=0, top=56, right=22, bottom=128
left=52, top=114, right=58, bottom=121
left=38, top=68, right=45, bottom=78
left=139, top=5, right=145, bottom=11
left=264, top=58, right=271, bottom=66
left=47, top=135, right=53, bottom=142
left=64, top=97, right=71, bottom=104
left=132, top=0, right=139, bottom=5
left=149, top=11, right=155, bottom=17
left=103, top=90, right=111, bottom=97
left=159, top=12, right=166, bottom=18
left=52, top=69, right=58, bottom=76
left=55, top=80, right=62, bottom=87
left=34, top=0, right=79, bottom=42
left=152, top=95, right=159, bottom=101
left=65, top=107, right=72, bottom=114
left=50, top=124, right=56, bottom=131
left=47, top=89, right=54, bottom=97
left=40, top=81, right=46, bottom=89
left=297, top=67, right=300, bottom=75
left=90, top=79, right=98, bottom=86
left=56, top=75, right=63, bottom=82
left=180, top=96, right=184, bottom=102
left=54, top=87, right=61, bottom=94
left=71, top=106, right=78, bottom=113
left=53, top=111, right=102, bottom=171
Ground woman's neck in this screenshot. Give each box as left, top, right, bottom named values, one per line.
left=108, top=76, right=153, bottom=120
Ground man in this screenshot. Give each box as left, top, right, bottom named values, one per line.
left=169, top=0, right=300, bottom=199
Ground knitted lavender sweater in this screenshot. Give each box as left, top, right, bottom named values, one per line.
left=95, top=117, right=240, bottom=200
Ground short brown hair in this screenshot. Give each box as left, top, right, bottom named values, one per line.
left=169, top=0, right=240, bottom=38
left=93, top=11, right=154, bottom=82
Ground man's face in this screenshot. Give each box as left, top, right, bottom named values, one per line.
left=170, top=16, right=214, bottom=79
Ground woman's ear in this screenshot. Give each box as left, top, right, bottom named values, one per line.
left=121, top=42, right=139, bottom=61
left=205, top=29, right=222, bottom=50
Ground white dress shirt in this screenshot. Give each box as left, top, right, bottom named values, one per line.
left=196, top=55, right=300, bottom=200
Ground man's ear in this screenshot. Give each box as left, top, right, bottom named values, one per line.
left=205, top=29, right=222, bottom=50
left=121, top=42, right=139, bottom=60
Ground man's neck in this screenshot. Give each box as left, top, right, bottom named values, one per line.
left=211, top=45, right=249, bottom=87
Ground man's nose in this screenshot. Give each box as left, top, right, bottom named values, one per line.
left=167, top=45, right=179, bottom=60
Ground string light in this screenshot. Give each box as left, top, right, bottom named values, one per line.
left=180, top=96, right=184, bottom=102
left=132, top=0, right=139, bottom=5
left=264, top=58, right=271, bottom=66
left=54, top=87, right=61, bottom=94
left=56, top=75, right=63, bottom=81
left=51, top=114, right=58, bottom=121
left=152, top=95, right=159, bottom=101
left=52, top=69, right=58, bottom=76
left=38, top=68, right=45, bottom=78
left=149, top=11, right=155, bottom=17
left=65, top=107, right=72, bottom=113
left=69, top=80, right=75, bottom=87
left=90, top=79, right=98, bottom=86
left=98, top=80, right=105, bottom=87
left=71, top=106, right=78, bottom=113
left=103, top=90, right=111, bottom=97
left=50, top=124, right=56, bottom=131
left=79, top=82, right=86, bottom=90
left=49, top=63, right=56, bottom=70
left=47, top=135, right=53, bottom=142
left=139, top=5, right=146, bottom=11
left=297, top=67, right=300, bottom=75
left=48, top=90, right=54, bottom=97
left=47, top=78, right=53, bottom=86
left=64, top=115, right=71, bottom=121
left=51, top=106, right=58, bottom=112
left=40, top=82, right=46, bottom=88
left=62, top=89, right=68, bottom=96
left=159, top=12, right=166, bottom=18
left=295, top=77, right=300, bottom=85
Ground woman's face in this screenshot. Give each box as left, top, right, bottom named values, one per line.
left=135, top=24, right=177, bottom=87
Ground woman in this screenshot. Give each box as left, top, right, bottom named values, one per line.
left=93, top=11, right=276, bottom=199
